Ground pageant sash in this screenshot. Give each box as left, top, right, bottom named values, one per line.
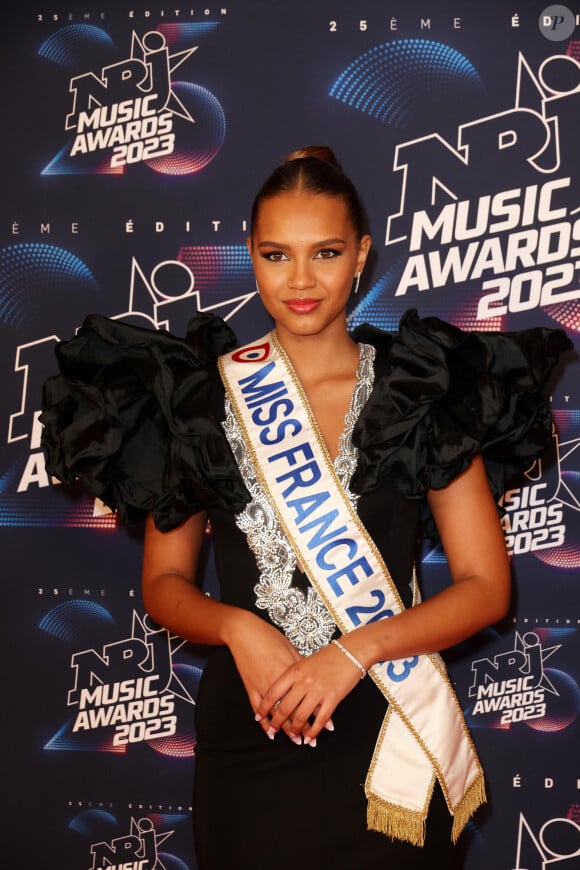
left=219, top=333, right=486, bottom=846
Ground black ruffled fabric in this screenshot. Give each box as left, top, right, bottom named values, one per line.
left=41, top=308, right=571, bottom=536
left=40, top=312, right=251, bottom=531
left=351, top=309, right=572, bottom=537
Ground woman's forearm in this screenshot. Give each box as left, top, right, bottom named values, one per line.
left=142, top=569, right=254, bottom=647
left=343, top=571, right=509, bottom=673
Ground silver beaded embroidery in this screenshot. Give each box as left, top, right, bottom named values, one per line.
left=222, top=343, right=376, bottom=656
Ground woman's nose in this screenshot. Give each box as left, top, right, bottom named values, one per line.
left=288, top=259, right=315, bottom=290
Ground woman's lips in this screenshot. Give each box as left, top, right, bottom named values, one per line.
left=284, top=298, right=321, bottom=314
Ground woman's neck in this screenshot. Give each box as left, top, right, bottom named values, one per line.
left=274, top=324, right=359, bottom=387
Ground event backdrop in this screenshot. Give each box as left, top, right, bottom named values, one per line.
left=2, top=2, right=579, bottom=867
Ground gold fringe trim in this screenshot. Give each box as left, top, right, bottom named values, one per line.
left=367, top=774, right=487, bottom=848
left=451, top=774, right=487, bottom=844
left=367, top=796, right=427, bottom=848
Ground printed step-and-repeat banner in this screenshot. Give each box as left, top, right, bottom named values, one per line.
left=1, top=2, right=579, bottom=867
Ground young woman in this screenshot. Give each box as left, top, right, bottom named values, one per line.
left=42, top=147, right=571, bottom=869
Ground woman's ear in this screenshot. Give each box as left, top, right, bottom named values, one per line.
left=357, top=234, right=372, bottom=273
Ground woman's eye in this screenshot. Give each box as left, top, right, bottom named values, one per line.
left=263, top=251, right=288, bottom=261
left=316, top=248, right=340, bottom=259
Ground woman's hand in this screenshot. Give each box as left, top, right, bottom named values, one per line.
left=143, top=513, right=313, bottom=744
left=225, top=610, right=308, bottom=743
left=254, top=639, right=363, bottom=745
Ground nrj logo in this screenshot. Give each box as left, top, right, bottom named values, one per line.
left=41, top=25, right=226, bottom=175
left=67, top=611, right=193, bottom=747
left=501, top=436, right=570, bottom=558
left=89, top=816, right=173, bottom=870
left=500, top=427, right=580, bottom=563
left=44, top=610, right=196, bottom=751
left=467, top=631, right=569, bottom=729
left=384, top=51, right=580, bottom=322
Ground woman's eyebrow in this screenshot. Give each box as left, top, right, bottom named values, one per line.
left=256, top=237, right=347, bottom=248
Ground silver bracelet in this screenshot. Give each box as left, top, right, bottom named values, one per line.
left=332, top=639, right=367, bottom=679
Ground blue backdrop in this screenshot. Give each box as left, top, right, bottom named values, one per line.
left=1, top=2, right=579, bottom=867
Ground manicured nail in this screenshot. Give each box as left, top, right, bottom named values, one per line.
left=304, top=736, right=317, bottom=748
left=254, top=712, right=262, bottom=722
left=324, top=720, right=335, bottom=732
left=267, top=726, right=277, bottom=740
left=289, top=732, right=302, bottom=746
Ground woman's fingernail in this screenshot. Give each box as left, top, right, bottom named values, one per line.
left=290, top=733, right=302, bottom=746
left=255, top=713, right=262, bottom=722
left=304, top=736, right=317, bottom=748
left=324, top=720, right=335, bottom=732
left=267, top=726, right=277, bottom=740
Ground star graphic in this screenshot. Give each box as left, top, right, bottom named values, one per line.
left=131, top=611, right=196, bottom=707
left=127, top=816, right=174, bottom=870
left=130, top=30, right=198, bottom=124
left=513, top=631, right=561, bottom=697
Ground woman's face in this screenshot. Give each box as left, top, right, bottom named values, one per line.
left=248, top=191, right=371, bottom=342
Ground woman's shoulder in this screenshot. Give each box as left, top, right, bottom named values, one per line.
left=59, top=309, right=238, bottom=362
left=353, top=307, right=571, bottom=371
left=41, top=311, right=250, bottom=531
left=350, top=309, right=572, bottom=535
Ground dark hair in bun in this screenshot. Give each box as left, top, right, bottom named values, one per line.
left=250, top=145, right=368, bottom=239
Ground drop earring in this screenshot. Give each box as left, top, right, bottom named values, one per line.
left=353, top=272, right=361, bottom=295
left=255, top=279, right=261, bottom=294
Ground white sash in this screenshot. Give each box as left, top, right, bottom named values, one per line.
left=219, top=332, right=485, bottom=846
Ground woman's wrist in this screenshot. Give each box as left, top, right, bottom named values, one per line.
left=220, top=605, right=260, bottom=648
left=332, top=639, right=367, bottom=679
left=341, top=619, right=399, bottom=674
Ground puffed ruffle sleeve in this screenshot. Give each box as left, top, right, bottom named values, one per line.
left=40, top=312, right=251, bottom=531
left=351, top=309, right=572, bottom=537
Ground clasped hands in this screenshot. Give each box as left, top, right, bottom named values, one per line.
left=253, top=637, right=364, bottom=748
left=228, top=612, right=366, bottom=748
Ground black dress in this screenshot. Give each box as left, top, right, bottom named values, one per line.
left=40, top=310, right=571, bottom=869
